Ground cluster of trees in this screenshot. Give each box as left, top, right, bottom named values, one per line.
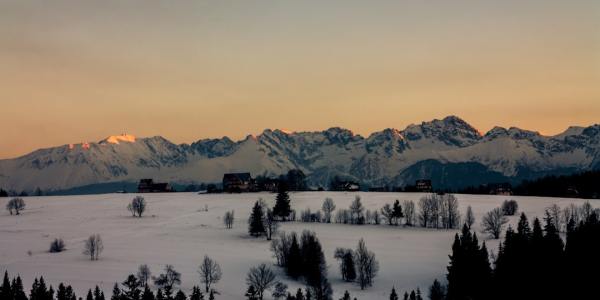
left=295, top=194, right=465, bottom=230
left=1, top=272, right=81, bottom=300
left=388, top=287, right=424, bottom=300
left=0, top=189, right=30, bottom=197
left=417, top=194, right=461, bottom=229
left=513, top=170, right=600, bottom=198
left=334, top=239, right=379, bottom=290
left=427, top=209, right=600, bottom=300
left=248, top=186, right=293, bottom=239
left=269, top=231, right=332, bottom=300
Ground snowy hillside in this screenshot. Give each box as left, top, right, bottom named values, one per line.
left=0, top=192, right=597, bottom=299
left=0, top=116, right=599, bottom=192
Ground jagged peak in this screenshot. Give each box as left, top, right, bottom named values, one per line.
left=553, top=126, right=586, bottom=138
left=100, top=134, right=136, bottom=145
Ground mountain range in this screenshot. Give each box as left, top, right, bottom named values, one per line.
left=1, top=116, right=599, bottom=194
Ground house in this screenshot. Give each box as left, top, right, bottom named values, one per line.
left=137, top=179, right=174, bottom=193
left=415, top=179, right=432, bottom=192
left=222, top=173, right=256, bottom=193
left=489, top=183, right=512, bottom=195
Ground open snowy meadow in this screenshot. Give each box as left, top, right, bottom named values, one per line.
left=1, top=192, right=597, bottom=299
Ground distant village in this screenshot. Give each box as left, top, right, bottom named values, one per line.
left=133, top=169, right=516, bottom=195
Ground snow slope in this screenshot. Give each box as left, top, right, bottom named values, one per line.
left=0, top=192, right=596, bottom=299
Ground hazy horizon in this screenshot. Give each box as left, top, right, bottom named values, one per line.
left=1, top=0, right=599, bottom=158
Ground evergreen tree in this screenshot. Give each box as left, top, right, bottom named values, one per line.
left=1, top=271, right=11, bottom=300
left=339, top=291, right=351, bottom=300
left=286, top=234, right=302, bottom=279
left=30, top=277, right=53, bottom=300
left=190, top=286, right=204, bottom=300
left=155, top=289, right=165, bottom=300
left=111, top=283, right=122, bottom=300
left=446, top=225, right=491, bottom=300
left=174, top=291, right=186, bottom=300
left=94, top=286, right=106, bottom=300
left=273, top=184, right=292, bottom=221
left=389, top=287, right=399, bottom=300
left=248, top=201, right=266, bottom=237
left=428, top=280, right=445, bottom=300
left=57, top=283, right=77, bottom=300
left=13, top=276, right=27, bottom=300
left=121, top=274, right=142, bottom=300
left=295, top=289, right=304, bottom=300
left=392, top=200, right=403, bottom=225
left=87, top=290, right=94, bottom=300
left=141, top=286, right=155, bottom=300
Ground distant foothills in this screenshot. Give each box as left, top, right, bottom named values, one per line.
left=0, top=116, right=599, bottom=197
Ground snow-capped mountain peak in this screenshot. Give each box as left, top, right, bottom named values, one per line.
left=101, top=134, right=137, bottom=145
left=0, top=116, right=598, bottom=192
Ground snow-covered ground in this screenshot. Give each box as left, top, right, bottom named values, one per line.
left=0, top=192, right=597, bottom=299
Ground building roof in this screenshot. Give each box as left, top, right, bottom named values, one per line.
left=223, top=173, right=252, bottom=182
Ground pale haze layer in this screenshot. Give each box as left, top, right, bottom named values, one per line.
left=1, top=0, right=599, bottom=159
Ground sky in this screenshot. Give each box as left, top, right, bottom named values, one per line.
left=1, top=0, right=599, bottom=159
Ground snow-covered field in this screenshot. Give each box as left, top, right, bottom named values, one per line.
left=0, top=192, right=597, bottom=299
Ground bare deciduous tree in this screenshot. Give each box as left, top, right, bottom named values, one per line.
left=481, top=208, right=508, bottom=239
left=465, top=205, right=475, bottom=229
left=127, top=196, right=146, bottom=217
left=403, top=200, right=416, bottom=226
left=381, top=203, right=395, bottom=225
left=354, top=238, right=378, bottom=290
left=321, top=198, right=336, bottom=223
left=153, top=265, right=181, bottom=297
left=246, top=263, right=277, bottom=300
left=83, top=234, right=103, bottom=260
left=349, top=196, right=364, bottom=224
left=198, top=255, right=222, bottom=293
left=440, top=194, right=461, bottom=229
left=224, top=210, right=235, bottom=229
left=6, top=198, right=25, bottom=215
left=547, top=204, right=563, bottom=232
left=137, top=264, right=152, bottom=287
left=264, top=208, right=279, bottom=240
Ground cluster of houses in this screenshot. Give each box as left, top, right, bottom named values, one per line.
left=136, top=173, right=440, bottom=194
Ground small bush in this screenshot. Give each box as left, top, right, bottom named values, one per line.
left=49, top=238, right=66, bottom=253
left=501, top=200, right=519, bottom=216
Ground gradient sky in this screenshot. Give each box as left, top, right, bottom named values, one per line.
left=1, top=0, right=599, bottom=159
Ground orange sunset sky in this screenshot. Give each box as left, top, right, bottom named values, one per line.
left=1, top=0, right=599, bottom=159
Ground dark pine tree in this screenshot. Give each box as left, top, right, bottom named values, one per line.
left=286, top=234, right=303, bottom=279
left=174, top=290, right=186, bottom=300
left=141, top=285, right=155, bottom=300
left=273, top=183, right=292, bottom=221
left=94, top=286, right=106, bottom=300
left=86, top=290, right=94, bottom=300
left=248, top=201, right=265, bottom=237
left=1, top=271, right=11, bottom=300
left=111, top=283, right=122, bottom=300
left=389, top=287, right=399, bottom=300
left=446, top=225, right=491, bottom=300
left=190, top=286, right=204, bottom=300
left=339, top=291, right=351, bottom=300
left=13, top=276, right=28, bottom=300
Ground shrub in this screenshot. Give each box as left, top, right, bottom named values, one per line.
left=501, top=200, right=519, bottom=216
left=49, top=238, right=66, bottom=253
